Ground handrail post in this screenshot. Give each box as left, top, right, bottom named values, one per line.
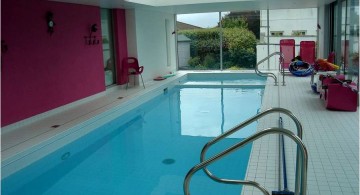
left=279, top=53, right=286, bottom=86
left=255, top=52, right=285, bottom=86
left=197, top=107, right=304, bottom=195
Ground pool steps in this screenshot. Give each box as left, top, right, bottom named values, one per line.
left=184, top=107, right=308, bottom=195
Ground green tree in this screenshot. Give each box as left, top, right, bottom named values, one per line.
left=223, top=28, right=256, bottom=68
left=220, top=16, right=248, bottom=29
left=222, top=11, right=260, bottom=39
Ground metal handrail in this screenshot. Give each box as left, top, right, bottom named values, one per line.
left=183, top=128, right=308, bottom=195
left=200, top=107, right=303, bottom=194
left=255, top=52, right=285, bottom=86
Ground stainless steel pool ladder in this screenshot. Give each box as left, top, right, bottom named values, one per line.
left=183, top=107, right=308, bottom=195
left=255, top=52, right=286, bottom=86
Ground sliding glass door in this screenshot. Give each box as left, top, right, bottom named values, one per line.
left=101, top=9, right=116, bottom=86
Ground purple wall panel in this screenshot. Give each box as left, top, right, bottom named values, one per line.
left=1, top=0, right=106, bottom=126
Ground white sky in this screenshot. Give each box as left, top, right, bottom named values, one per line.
left=177, top=12, right=229, bottom=28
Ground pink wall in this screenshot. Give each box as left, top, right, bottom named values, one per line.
left=1, top=0, right=106, bottom=126
left=113, top=9, right=128, bottom=85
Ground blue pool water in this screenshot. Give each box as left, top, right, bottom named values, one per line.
left=2, top=83, right=264, bottom=194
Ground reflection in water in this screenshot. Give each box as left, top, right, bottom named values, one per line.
left=179, top=87, right=263, bottom=138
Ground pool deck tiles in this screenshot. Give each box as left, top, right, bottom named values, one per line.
left=242, top=72, right=359, bottom=195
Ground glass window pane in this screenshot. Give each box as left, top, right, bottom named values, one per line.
left=347, top=0, right=359, bottom=83
left=341, top=0, right=349, bottom=69
left=221, top=11, right=259, bottom=70
left=257, top=10, right=270, bottom=70
left=101, top=9, right=116, bottom=86
left=333, top=3, right=339, bottom=54
left=177, top=12, right=220, bottom=70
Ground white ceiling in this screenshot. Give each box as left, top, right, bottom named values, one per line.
left=51, top=0, right=336, bottom=14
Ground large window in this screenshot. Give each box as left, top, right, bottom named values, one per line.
left=176, top=11, right=259, bottom=70
left=330, top=0, right=359, bottom=81
left=346, top=0, right=359, bottom=83
left=101, top=9, right=116, bottom=86
left=177, top=12, right=220, bottom=70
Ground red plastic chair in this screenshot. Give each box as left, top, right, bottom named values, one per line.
left=123, top=57, right=145, bottom=89
left=279, top=39, right=295, bottom=71
left=300, top=41, right=316, bottom=65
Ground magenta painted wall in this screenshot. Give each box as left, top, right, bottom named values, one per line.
left=113, top=9, right=128, bottom=85
left=1, top=0, right=106, bottom=126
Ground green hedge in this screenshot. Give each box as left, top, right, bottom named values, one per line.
left=179, top=27, right=256, bottom=69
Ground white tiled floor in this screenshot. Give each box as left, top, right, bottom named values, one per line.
left=242, top=73, right=359, bottom=195
left=1, top=71, right=359, bottom=195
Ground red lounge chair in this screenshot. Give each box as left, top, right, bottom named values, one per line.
left=279, top=39, right=295, bottom=72
left=300, top=41, right=316, bottom=65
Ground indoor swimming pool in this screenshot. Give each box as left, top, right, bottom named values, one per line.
left=2, top=73, right=266, bottom=195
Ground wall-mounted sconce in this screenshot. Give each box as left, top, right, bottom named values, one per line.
left=84, top=24, right=100, bottom=45
left=46, top=11, right=55, bottom=35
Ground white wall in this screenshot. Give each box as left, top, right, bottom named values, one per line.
left=260, top=8, right=318, bottom=37
left=266, top=37, right=317, bottom=45
left=130, top=9, right=177, bottom=81
left=126, top=9, right=138, bottom=58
